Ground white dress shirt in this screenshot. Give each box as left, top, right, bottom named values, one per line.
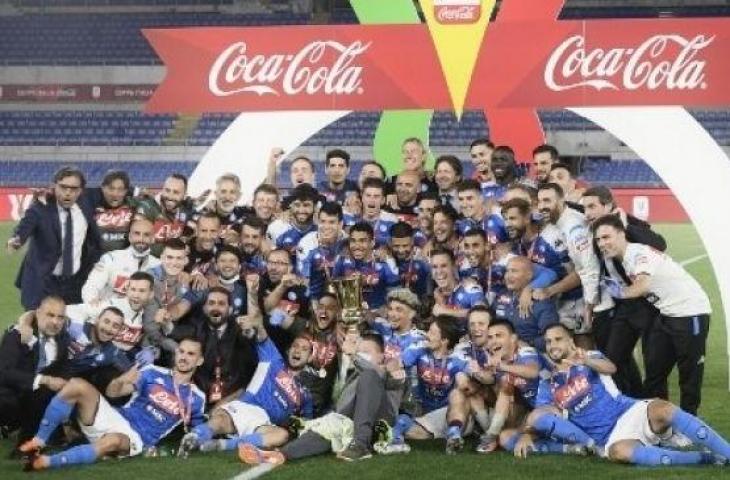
left=53, top=203, right=88, bottom=276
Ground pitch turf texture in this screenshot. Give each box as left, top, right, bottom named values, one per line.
left=0, top=222, right=727, bottom=480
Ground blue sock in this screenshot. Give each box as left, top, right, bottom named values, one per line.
left=630, top=445, right=712, bottom=466
left=192, top=423, right=215, bottom=443
left=502, top=432, right=521, bottom=452
left=532, top=413, right=593, bottom=446
left=671, top=409, right=730, bottom=458
left=393, top=414, right=414, bottom=443
left=47, top=444, right=97, bottom=469
left=222, top=432, right=264, bottom=451
left=37, top=396, right=74, bottom=444
left=533, top=439, right=568, bottom=454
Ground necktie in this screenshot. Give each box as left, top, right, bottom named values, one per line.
left=62, top=207, right=74, bottom=277
left=37, top=336, right=48, bottom=372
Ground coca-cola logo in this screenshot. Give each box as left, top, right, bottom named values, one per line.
left=435, top=5, right=481, bottom=24
left=149, top=385, right=181, bottom=415
left=544, top=34, right=713, bottom=92
left=208, top=40, right=370, bottom=97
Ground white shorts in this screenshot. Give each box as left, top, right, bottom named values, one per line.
left=558, top=298, right=591, bottom=334
left=604, top=400, right=672, bottom=455
left=79, top=395, right=144, bottom=457
left=414, top=407, right=474, bottom=439
left=219, top=400, right=271, bottom=436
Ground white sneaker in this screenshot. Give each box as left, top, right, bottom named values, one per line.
left=661, top=432, right=693, bottom=449
left=373, top=441, right=411, bottom=455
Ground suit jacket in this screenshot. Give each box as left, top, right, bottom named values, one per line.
left=0, top=324, right=71, bottom=397
left=190, top=316, right=257, bottom=403
left=13, top=196, right=101, bottom=309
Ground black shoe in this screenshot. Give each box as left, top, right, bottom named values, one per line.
left=337, top=442, right=372, bottom=462
left=286, top=416, right=306, bottom=439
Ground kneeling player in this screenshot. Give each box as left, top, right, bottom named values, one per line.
left=180, top=312, right=313, bottom=454
left=20, top=338, right=206, bottom=471
left=524, top=324, right=730, bottom=465
left=375, top=316, right=469, bottom=454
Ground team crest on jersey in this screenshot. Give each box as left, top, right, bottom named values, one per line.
left=275, top=370, right=302, bottom=406
left=553, top=375, right=591, bottom=409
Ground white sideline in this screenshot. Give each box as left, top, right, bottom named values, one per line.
left=680, top=254, right=709, bottom=267
left=228, top=464, right=277, bottom=480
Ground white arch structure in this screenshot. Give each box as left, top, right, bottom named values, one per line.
left=189, top=106, right=730, bottom=385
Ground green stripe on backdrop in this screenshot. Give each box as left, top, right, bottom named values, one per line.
left=350, top=0, right=434, bottom=175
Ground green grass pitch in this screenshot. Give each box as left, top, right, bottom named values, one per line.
left=0, top=222, right=727, bottom=479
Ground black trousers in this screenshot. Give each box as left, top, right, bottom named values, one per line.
left=43, top=272, right=85, bottom=306
left=594, top=299, right=657, bottom=398
left=643, top=313, right=710, bottom=415
left=0, top=387, right=56, bottom=447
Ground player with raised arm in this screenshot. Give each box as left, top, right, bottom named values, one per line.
left=19, top=338, right=206, bottom=471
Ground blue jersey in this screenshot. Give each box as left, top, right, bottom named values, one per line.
left=120, top=365, right=206, bottom=448
left=66, top=320, right=132, bottom=375
left=492, top=293, right=559, bottom=351
left=454, top=341, right=490, bottom=369
left=395, top=257, right=431, bottom=298
left=241, top=338, right=313, bottom=424
left=535, top=353, right=635, bottom=446
left=458, top=258, right=489, bottom=291
left=489, top=253, right=558, bottom=299
left=296, top=232, right=346, bottom=299
left=480, top=182, right=507, bottom=203
left=455, top=214, right=509, bottom=244
left=332, top=256, right=400, bottom=309
left=494, top=347, right=546, bottom=408
left=401, top=346, right=467, bottom=412
left=267, top=220, right=317, bottom=257
left=444, top=283, right=485, bottom=311
left=370, top=318, right=426, bottom=363
left=318, top=179, right=359, bottom=205
left=517, top=224, right=582, bottom=301
left=366, top=212, right=399, bottom=248
left=413, top=229, right=429, bottom=249
left=241, top=252, right=267, bottom=277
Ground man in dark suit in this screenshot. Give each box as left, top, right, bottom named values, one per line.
left=7, top=166, right=102, bottom=310
left=0, top=296, right=71, bottom=449
left=190, top=287, right=257, bottom=408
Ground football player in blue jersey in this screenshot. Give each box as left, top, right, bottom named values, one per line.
left=493, top=256, right=560, bottom=352
left=239, top=217, right=268, bottom=277
left=357, top=178, right=399, bottom=247
left=375, top=316, right=468, bottom=455
left=445, top=306, right=498, bottom=453
left=389, top=222, right=431, bottom=299
left=296, top=202, right=346, bottom=301
left=179, top=310, right=313, bottom=455
left=516, top=324, right=730, bottom=466
left=318, top=149, right=359, bottom=204
left=266, top=184, right=318, bottom=256
left=20, top=338, right=206, bottom=471
left=368, top=288, right=426, bottom=364
left=455, top=179, right=508, bottom=245
left=534, top=183, right=601, bottom=348
left=430, top=247, right=485, bottom=331
left=332, top=222, right=400, bottom=310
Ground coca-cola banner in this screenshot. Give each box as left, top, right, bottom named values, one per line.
left=0, top=84, right=156, bottom=103
left=144, top=19, right=730, bottom=113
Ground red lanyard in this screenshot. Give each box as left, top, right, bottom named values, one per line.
left=172, top=379, right=194, bottom=432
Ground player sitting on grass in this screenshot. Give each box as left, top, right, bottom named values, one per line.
left=375, top=316, right=469, bottom=455
left=510, top=324, right=730, bottom=466
left=19, top=338, right=206, bottom=471
left=178, top=311, right=313, bottom=455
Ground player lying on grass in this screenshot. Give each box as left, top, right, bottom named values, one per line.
left=19, top=338, right=206, bottom=471
left=178, top=311, right=313, bottom=455
left=508, top=323, right=730, bottom=466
